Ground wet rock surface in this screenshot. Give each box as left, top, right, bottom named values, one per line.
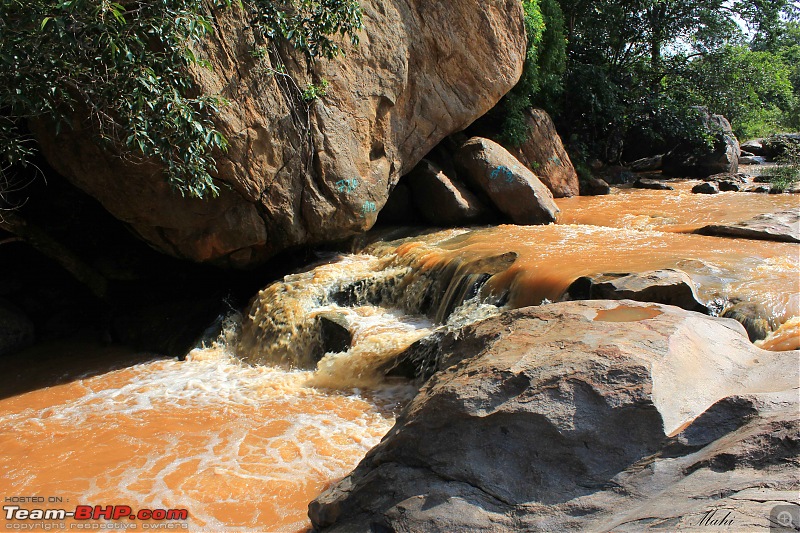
left=565, top=269, right=708, bottom=313
left=454, top=137, right=559, bottom=225
left=692, top=181, right=720, bottom=194
left=309, top=301, right=799, bottom=532
left=697, top=210, right=800, bottom=243
left=721, top=301, right=773, bottom=342
left=580, top=176, right=611, bottom=195
left=634, top=177, right=674, bottom=190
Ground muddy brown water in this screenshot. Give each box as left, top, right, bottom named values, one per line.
left=1, top=186, right=797, bottom=531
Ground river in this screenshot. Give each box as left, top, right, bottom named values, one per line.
left=1, top=182, right=797, bottom=531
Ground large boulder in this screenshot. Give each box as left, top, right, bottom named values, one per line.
left=32, top=1, right=526, bottom=267
left=454, top=138, right=559, bottom=225
left=310, top=301, right=799, bottom=532
left=762, top=133, right=800, bottom=160
left=506, top=108, right=580, bottom=198
left=406, top=159, right=490, bottom=226
left=662, top=110, right=740, bottom=178
left=740, top=139, right=766, bottom=156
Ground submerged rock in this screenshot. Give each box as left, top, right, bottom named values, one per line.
left=718, top=180, right=741, bottom=192
left=634, top=177, right=674, bottom=190
left=506, top=108, right=580, bottom=198
left=692, top=181, right=720, bottom=194
left=580, top=176, right=611, bottom=196
left=697, top=210, right=800, bottom=243
left=454, top=137, right=559, bottom=225
left=32, top=0, right=526, bottom=267
left=310, top=301, right=799, bottom=532
left=565, top=269, right=708, bottom=313
left=721, top=301, right=773, bottom=342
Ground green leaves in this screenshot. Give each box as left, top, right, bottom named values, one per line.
left=1, top=0, right=362, bottom=199
left=251, top=0, right=363, bottom=61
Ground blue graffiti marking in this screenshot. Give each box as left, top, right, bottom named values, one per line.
left=490, top=166, right=514, bottom=183
left=335, top=178, right=359, bottom=193
left=361, top=201, right=377, bottom=217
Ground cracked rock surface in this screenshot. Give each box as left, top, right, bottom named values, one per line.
left=309, top=300, right=799, bottom=532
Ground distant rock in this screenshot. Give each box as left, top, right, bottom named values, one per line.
left=740, top=139, right=765, bottom=156
left=762, top=133, right=800, bottom=160
left=565, top=269, right=708, bottom=313
left=697, top=210, right=799, bottom=243
left=663, top=110, right=739, bottom=178
left=705, top=172, right=749, bottom=183
left=718, top=180, right=741, bottom=192
left=634, top=177, right=674, bottom=190
left=406, top=159, right=489, bottom=226
left=506, top=108, right=580, bottom=198
left=310, top=301, right=799, bottom=532
left=692, top=182, right=720, bottom=194
left=739, top=155, right=766, bottom=165
left=628, top=154, right=663, bottom=172
left=580, top=176, right=611, bottom=196
left=455, top=137, right=559, bottom=225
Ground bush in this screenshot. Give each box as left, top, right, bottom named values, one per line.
left=0, top=0, right=362, bottom=198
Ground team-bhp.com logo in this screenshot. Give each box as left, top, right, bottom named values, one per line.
left=4, top=505, right=188, bottom=529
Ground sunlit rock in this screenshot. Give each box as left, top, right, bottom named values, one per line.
left=310, top=300, right=799, bottom=532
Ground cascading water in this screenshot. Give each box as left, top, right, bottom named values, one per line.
left=1, top=186, right=797, bottom=532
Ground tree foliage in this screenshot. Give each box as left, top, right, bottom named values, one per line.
left=0, top=0, right=362, bottom=199
left=499, top=0, right=566, bottom=146
left=550, top=0, right=798, bottom=161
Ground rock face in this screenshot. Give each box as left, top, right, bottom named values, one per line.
left=628, top=154, right=664, bottom=172
left=740, top=139, right=765, bottom=156
left=633, top=177, right=674, bottom=190
left=692, top=181, right=720, bottom=194
left=454, top=138, right=559, bottom=225
left=506, top=109, right=580, bottom=198
left=580, top=176, right=611, bottom=196
left=33, top=1, right=526, bottom=267
left=565, top=269, right=708, bottom=313
left=697, top=210, right=800, bottom=243
left=406, top=160, right=489, bottom=226
left=663, top=110, right=740, bottom=178
left=309, top=301, right=799, bottom=532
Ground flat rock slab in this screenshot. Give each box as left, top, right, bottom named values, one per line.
left=697, top=210, right=800, bottom=243
left=310, top=300, right=799, bottom=532
left=565, top=269, right=708, bottom=313
left=634, top=177, right=674, bottom=190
